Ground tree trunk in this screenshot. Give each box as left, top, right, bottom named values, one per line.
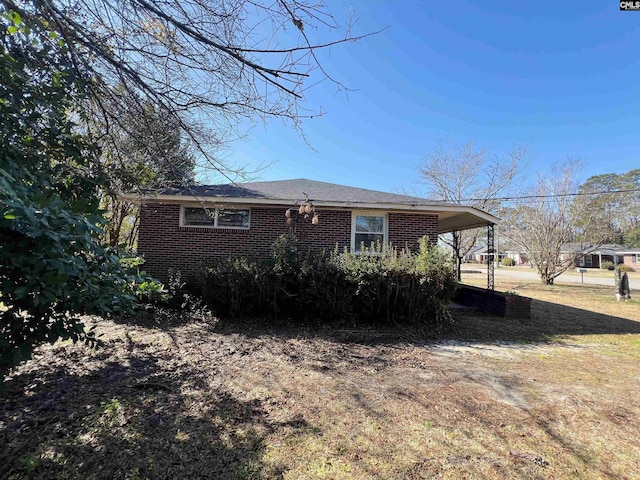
left=109, top=202, right=126, bottom=247
left=127, top=213, right=140, bottom=251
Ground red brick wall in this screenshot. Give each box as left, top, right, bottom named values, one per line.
left=137, top=203, right=439, bottom=283
left=388, top=212, right=439, bottom=250
left=622, top=254, right=638, bottom=272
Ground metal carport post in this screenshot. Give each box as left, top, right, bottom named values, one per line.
left=487, top=223, right=495, bottom=291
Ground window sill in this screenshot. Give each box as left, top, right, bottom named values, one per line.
left=179, top=226, right=250, bottom=232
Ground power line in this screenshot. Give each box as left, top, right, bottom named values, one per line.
left=460, top=188, right=640, bottom=203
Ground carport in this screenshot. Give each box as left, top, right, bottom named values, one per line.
left=435, top=205, right=500, bottom=290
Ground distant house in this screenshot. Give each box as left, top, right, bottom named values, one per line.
left=503, top=248, right=530, bottom=266
left=464, top=245, right=485, bottom=263
left=463, top=245, right=528, bottom=265
left=466, top=246, right=505, bottom=264
left=561, top=243, right=637, bottom=271
left=575, top=244, right=624, bottom=269
left=125, top=179, right=499, bottom=284
left=560, top=243, right=591, bottom=266
left=617, top=248, right=640, bottom=272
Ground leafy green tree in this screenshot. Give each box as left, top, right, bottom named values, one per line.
left=624, top=226, right=640, bottom=248
left=0, top=0, right=370, bottom=250
left=575, top=169, right=640, bottom=244
left=0, top=10, right=142, bottom=377
left=0, top=0, right=367, bottom=377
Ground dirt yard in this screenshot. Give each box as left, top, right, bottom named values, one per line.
left=1, top=280, right=640, bottom=479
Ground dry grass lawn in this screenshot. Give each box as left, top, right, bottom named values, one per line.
left=1, top=278, right=640, bottom=479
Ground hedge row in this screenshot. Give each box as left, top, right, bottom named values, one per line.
left=201, top=235, right=457, bottom=328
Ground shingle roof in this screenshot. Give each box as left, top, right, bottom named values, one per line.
left=614, top=247, right=640, bottom=254
left=157, top=178, right=448, bottom=206
left=561, top=243, right=638, bottom=254
left=593, top=244, right=626, bottom=254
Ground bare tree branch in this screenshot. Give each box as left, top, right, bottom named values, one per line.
left=418, top=138, right=529, bottom=280
left=2, top=0, right=380, bottom=183
left=502, top=158, right=612, bottom=284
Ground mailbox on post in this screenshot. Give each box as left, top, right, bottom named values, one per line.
left=577, top=268, right=587, bottom=283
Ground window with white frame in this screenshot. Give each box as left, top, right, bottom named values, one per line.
left=352, top=212, right=387, bottom=252
left=634, top=254, right=640, bottom=264
left=181, top=206, right=250, bottom=229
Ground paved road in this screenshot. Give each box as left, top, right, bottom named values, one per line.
left=462, top=266, right=640, bottom=291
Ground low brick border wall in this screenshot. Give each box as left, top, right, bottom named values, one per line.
left=455, top=285, right=532, bottom=318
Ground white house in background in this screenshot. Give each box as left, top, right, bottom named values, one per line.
left=464, top=245, right=529, bottom=265
left=464, top=245, right=508, bottom=264
left=502, top=248, right=530, bottom=266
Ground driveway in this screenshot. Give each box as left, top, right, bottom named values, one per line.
left=462, top=266, right=640, bottom=291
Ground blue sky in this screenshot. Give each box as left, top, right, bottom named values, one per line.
left=209, top=0, right=640, bottom=195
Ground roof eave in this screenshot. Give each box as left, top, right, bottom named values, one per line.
left=121, top=193, right=500, bottom=230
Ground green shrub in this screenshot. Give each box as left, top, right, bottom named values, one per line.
left=119, top=254, right=169, bottom=303
left=201, top=235, right=457, bottom=329
left=201, top=235, right=352, bottom=321
left=201, top=257, right=266, bottom=317
left=617, top=264, right=633, bottom=273
left=0, top=16, right=157, bottom=378
left=294, top=249, right=354, bottom=322
left=501, top=257, right=516, bottom=267
left=601, top=261, right=615, bottom=270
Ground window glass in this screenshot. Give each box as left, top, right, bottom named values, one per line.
left=353, top=214, right=385, bottom=252
left=184, top=207, right=215, bottom=226
left=183, top=207, right=250, bottom=228
left=217, top=209, right=250, bottom=228
left=355, top=215, right=384, bottom=233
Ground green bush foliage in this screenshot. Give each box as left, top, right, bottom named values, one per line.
left=501, top=257, right=516, bottom=267
left=601, top=261, right=615, bottom=271
left=617, top=264, right=633, bottom=273
left=119, top=254, right=170, bottom=303
left=201, top=235, right=457, bottom=328
left=0, top=12, right=157, bottom=377
left=624, top=227, right=640, bottom=248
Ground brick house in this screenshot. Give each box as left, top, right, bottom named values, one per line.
left=127, top=179, right=499, bottom=284
left=615, top=248, right=640, bottom=271
left=560, top=243, right=639, bottom=271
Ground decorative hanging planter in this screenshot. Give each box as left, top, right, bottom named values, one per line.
left=285, top=191, right=319, bottom=227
